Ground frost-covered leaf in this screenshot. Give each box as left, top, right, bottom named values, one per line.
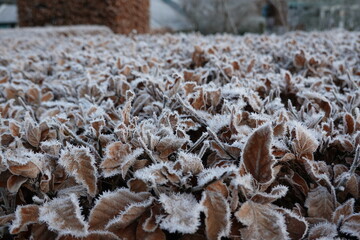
left=24, top=116, right=41, bottom=148
left=275, top=207, right=308, bottom=240
left=201, top=190, right=231, bottom=240
left=340, top=213, right=360, bottom=238
left=56, top=231, right=120, bottom=240
left=308, top=222, right=337, bottom=240
left=196, top=165, right=237, bottom=187
left=106, top=197, right=153, bottom=232
left=10, top=204, right=39, bottom=234
left=176, top=151, right=204, bottom=175
left=5, top=148, right=42, bottom=178
left=88, top=188, right=151, bottom=230
left=159, top=193, right=202, bottom=234
left=59, top=145, right=98, bottom=196
left=293, top=123, right=319, bottom=159
left=235, top=201, right=289, bottom=240
left=304, top=186, right=335, bottom=221
left=251, top=185, right=288, bottom=204
left=100, top=141, right=143, bottom=178
left=241, top=124, right=274, bottom=184
left=7, top=175, right=28, bottom=193
left=39, top=194, right=88, bottom=236
left=332, top=198, right=354, bottom=225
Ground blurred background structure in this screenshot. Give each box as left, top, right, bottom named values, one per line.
left=0, top=0, right=360, bottom=33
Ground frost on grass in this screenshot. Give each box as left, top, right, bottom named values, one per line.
left=1, top=28, right=360, bottom=239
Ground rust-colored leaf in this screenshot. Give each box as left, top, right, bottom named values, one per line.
left=106, top=198, right=153, bottom=232
left=308, top=222, right=337, bottom=240
left=88, top=188, right=150, bottom=230
left=10, top=204, right=40, bottom=234
left=7, top=175, right=28, bottom=193
left=340, top=213, right=360, bottom=238
left=59, top=145, right=98, bottom=196
left=235, top=201, right=288, bottom=240
left=241, top=124, right=274, bottom=184
left=332, top=198, right=354, bottom=225
left=304, top=186, right=335, bottom=221
left=293, top=124, right=318, bottom=159
left=39, top=194, right=88, bottom=236
left=202, top=190, right=230, bottom=240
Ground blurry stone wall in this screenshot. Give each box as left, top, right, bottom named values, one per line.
left=17, top=0, right=149, bottom=34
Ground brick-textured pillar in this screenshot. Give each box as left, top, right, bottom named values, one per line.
left=17, top=0, right=149, bottom=34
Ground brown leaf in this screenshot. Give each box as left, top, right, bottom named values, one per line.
left=59, top=145, right=98, bottom=196
left=340, top=213, right=360, bottom=238
left=251, top=185, right=288, bottom=204
left=332, top=198, right=354, bottom=225
left=41, top=91, right=54, bottom=102
left=127, top=178, right=149, bottom=193
left=293, top=124, right=318, bottom=159
left=56, top=231, right=120, bottom=240
left=25, top=87, right=40, bottom=104
left=39, top=194, right=87, bottom=236
left=106, top=198, right=153, bottom=232
left=88, top=188, right=151, bottom=230
left=205, top=180, right=229, bottom=198
left=242, top=124, right=274, bottom=184
left=202, top=190, right=231, bottom=240
left=31, top=223, right=58, bottom=240
left=7, top=175, right=28, bottom=193
left=344, top=113, right=355, bottom=134
left=10, top=204, right=40, bottom=234
left=142, top=203, right=162, bottom=232
left=100, top=141, right=137, bottom=178
left=8, top=161, right=41, bottom=178
left=25, top=118, right=41, bottom=148
left=9, top=120, right=21, bottom=138
left=308, top=222, right=337, bottom=240
left=275, top=207, right=308, bottom=240
left=235, top=201, right=288, bottom=240
left=304, top=186, right=335, bottom=221
left=136, top=213, right=166, bottom=240
left=294, top=52, right=306, bottom=68
left=0, top=213, right=15, bottom=225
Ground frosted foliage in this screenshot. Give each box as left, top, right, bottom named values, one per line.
left=159, top=193, right=202, bottom=234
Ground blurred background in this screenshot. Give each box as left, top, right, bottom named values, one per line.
left=0, top=0, right=360, bottom=34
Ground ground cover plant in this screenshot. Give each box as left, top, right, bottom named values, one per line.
left=0, top=27, right=360, bottom=239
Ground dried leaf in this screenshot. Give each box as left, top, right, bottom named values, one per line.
left=242, top=124, right=274, bottom=184
left=293, top=123, right=319, bottom=159
left=56, top=231, right=120, bottom=240
left=201, top=190, right=231, bottom=240
left=275, top=207, right=308, bottom=240
left=25, top=118, right=41, bottom=148
left=100, top=142, right=143, bottom=178
left=332, top=198, right=354, bottom=225
left=10, top=204, right=40, bottom=234
left=7, top=175, right=28, bottom=193
left=106, top=197, right=153, bottom=232
left=308, top=222, right=337, bottom=240
left=340, top=213, right=360, bottom=238
left=235, top=201, right=289, bottom=240
left=39, top=194, right=88, bottom=236
left=344, top=113, right=355, bottom=134
left=59, top=145, right=98, bottom=196
left=88, top=188, right=151, bottom=230
left=251, top=185, right=288, bottom=204
left=304, top=186, right=335, bottom=221
left=159, top=193, right=202, bottom=234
